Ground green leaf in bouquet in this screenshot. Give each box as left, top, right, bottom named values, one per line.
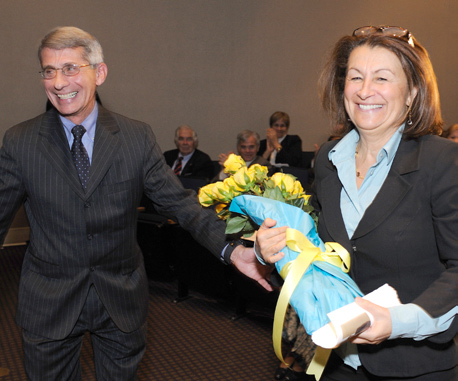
left=287, top=197, right=305, bottom=210
left=302, top=202, right=315, bottom=215
left=250, top=184, right=263, bottom=196
left=225, top=213, right=258, bottom=236
left=225, top=214, right=248, bottom=235
left=263, top=186, right=286, bottom=202
left=264, top=179, right=276, bottom=189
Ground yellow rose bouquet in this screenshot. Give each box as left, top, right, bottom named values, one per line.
left=198, top=154, right=365, bottom=380
left=198, top=154, right=316, bottom=238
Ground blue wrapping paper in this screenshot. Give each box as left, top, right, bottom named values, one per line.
left=229, top=195, right=363, bottom=334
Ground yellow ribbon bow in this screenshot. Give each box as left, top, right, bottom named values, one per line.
left=272, top=228, right=351, bottom=380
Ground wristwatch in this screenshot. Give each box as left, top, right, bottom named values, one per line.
left=221, top=239, right=249, bottom=265
left=275, top=145, right=282, bottom=152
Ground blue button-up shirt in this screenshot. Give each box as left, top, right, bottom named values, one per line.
left=59, top=102, right=98, bottom=163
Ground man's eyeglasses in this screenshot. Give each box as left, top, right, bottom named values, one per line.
left=353, top=26, right=415, bottom=47
left=39, top=63, right=95, bottom=79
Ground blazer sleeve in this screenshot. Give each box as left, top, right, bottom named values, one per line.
left=412, top=141, right=458, bottom=342
left=257, top=139, right=267, bottom=157
left=276, top=135, right=303, bottom=167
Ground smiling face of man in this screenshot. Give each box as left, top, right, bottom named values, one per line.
left=237, top=135, right=259, bottom=162
left=41, top=47, right=107, bottom=125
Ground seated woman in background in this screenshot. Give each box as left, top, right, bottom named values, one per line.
left=258, top=111, right=303, bottom=167
left=442, top=123, right=458, bottom=143
left=256, top=25, right=457, bottom=380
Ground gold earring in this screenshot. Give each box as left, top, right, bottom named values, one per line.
left=406, top=106, right=413, bottom=126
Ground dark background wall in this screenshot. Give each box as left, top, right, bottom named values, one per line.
left=1, top=0, right=457, bottom=232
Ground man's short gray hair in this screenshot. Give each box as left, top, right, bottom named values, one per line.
left=38, top=26, right=104, bottom=65
left=236, top=130, right=260, bottom=147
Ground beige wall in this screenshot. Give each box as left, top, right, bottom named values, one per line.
left=1, top=0, right=457, bottom=233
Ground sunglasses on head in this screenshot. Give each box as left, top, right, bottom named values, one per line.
left=353, top=25, right=415, bottom=47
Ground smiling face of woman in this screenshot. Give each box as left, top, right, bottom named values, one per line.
left=344, top=45, right=416, bottom=138
left=271, top=118, right=288, bottom=139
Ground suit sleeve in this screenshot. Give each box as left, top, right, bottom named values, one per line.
left=0, top=129, right=28, bottom=244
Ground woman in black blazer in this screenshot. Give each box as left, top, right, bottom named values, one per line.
left=256, top=26, right=457, bottom=380
left=258, top=111, right=303, bottom=167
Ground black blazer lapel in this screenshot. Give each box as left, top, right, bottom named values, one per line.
left=353, top=139, right=420, bottom=239
left=319, top=161, right=352, bottom=248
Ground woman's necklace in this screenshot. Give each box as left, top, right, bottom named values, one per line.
left=355, top=146, right=365, bottom=179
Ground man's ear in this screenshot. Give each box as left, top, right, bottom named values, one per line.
left=95, top=63, right=108, bottom=86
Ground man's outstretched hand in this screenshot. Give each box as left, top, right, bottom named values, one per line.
left=230, top=245, right=274, bottom=291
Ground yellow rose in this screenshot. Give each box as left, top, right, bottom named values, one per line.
left=198, top=184, right=215, bottom=206
left=300, top=194, right=311, bottom=202
left=223, top=176, right=243, bottom=193
left=270, top=172, right=296, bottom=193
left=247, top=164, right=269, bottom=184
left=215, top=203, right=228, bottom=214
left=224, top=154, right=246, bottom=174
left=232, top=166, right=255, bottom=190
left=292, top=180, right=304, bottom=195
left=211, top=181, right=234, bottom=203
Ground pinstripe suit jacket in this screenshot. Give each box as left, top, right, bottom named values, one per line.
left=0, top=107, right=228, bottom=340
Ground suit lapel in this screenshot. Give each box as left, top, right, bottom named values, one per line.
left=38, top=108, right=121, bottom=200
left=38, top=110, right=86, bottom=197
left=352, top=139, right=420, bottom=239
left=85, top=107, right=121, bottom=197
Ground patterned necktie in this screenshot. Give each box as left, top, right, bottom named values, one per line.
left=71, top=125, right=91, bottom=189
left=174, top=156, right=183, bottom=175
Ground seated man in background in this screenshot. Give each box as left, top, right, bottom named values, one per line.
left=164, top=125, right=214, bottom=181
left=214, top=130, right=272, bottom=181
left=258, top=111, right=302, bottom=167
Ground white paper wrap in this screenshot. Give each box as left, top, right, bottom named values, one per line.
left=311, top=284, right=401, bottom=348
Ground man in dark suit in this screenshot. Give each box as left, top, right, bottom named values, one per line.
left=213, top=129, right=272, bottom=181
left=258, top=111, right=302, bottom=167
left=163, top=125, right=214, bottom=181
left=0, top=26, right=270, bottom=380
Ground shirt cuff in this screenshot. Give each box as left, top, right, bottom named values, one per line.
left=389, top=303, right=458, bottom=341
left=220, top=240, right=243, bottom=265
left=253, top=242, right=267, bottom=266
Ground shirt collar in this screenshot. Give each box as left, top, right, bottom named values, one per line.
left=59, top=102, right=99, bottom=141
left=179, top=150, right=195, bottom=160
left=329, top=124, right=405, bottom=166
